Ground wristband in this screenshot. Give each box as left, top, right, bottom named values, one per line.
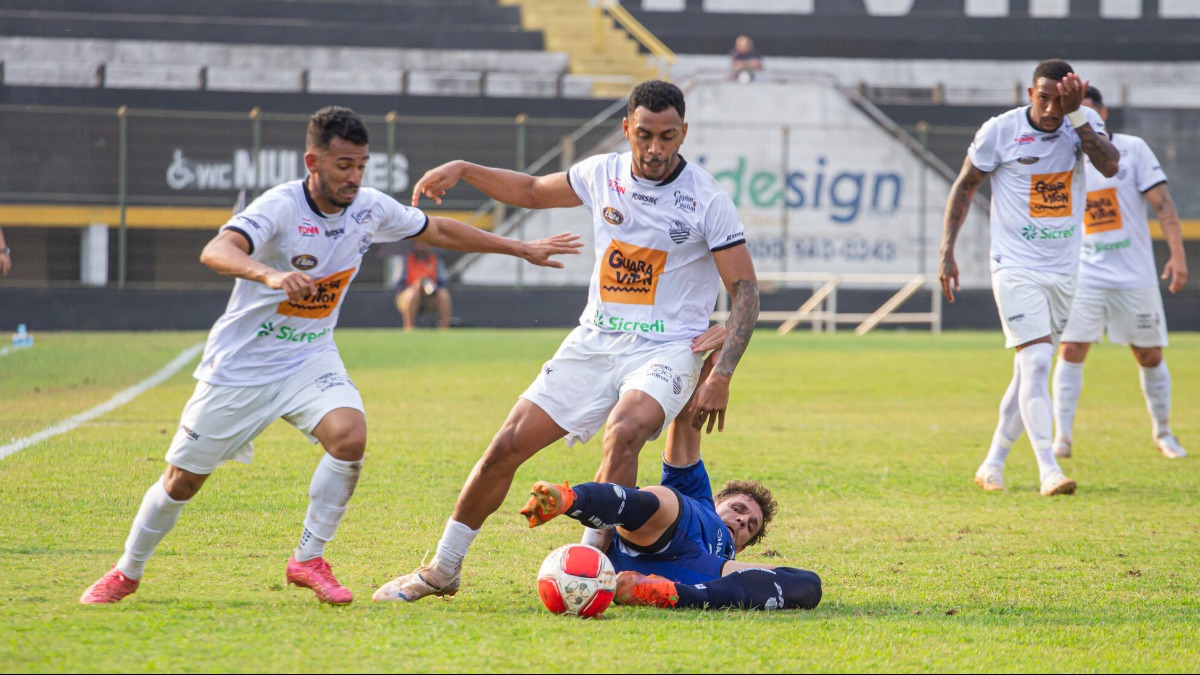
left=1066, top=109, right=1088, bottom=128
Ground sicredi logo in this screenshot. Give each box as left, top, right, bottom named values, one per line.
left=603, top=207, right=624, bottom=225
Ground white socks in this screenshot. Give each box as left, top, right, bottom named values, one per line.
left=1052, top=359, right=1084, bottom=444
left=580, top=527, right=610, bottom=550
left=295, top=454, right=363, bottom=562
left=116, top=478, right=188, bottom=580
left=1139, top=362, right=1173, bottom=439
left=1015, top=343, right=1063, bottom=482
left=983, top=360, right=1024, bottom=468
left=433, top=519, right=478, bottom=577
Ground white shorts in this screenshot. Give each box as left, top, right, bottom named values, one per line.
left=165, top=350, right=364, bottom=474
left=521, top=326, right=704, bottom=447
left=992, top=268, right=1077, bottom=348
left=1061, top=285, right=1169, bottom=348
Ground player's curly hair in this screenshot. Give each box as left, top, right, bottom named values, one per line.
left=715, top=479, right=778, bottom=548
left=628, top=80, right=686, bottom=120
left=1033, top=59, right=1074, bottom=85
left=307, top=106, right=369, bottom=151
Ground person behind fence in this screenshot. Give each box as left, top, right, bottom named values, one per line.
left=729, top=35, right=763, bottom=83
left=79, top=105, right=582, bottom=606
left=395, top=239, right=452, bottom=330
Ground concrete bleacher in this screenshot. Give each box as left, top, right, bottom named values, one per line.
left=0, top=0, right=602, bottom=97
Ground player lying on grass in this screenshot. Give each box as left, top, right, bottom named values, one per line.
left=520, top=349, right=821, bottom=611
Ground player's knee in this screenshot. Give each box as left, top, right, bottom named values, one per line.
left=479, top=428, right=526, bottom=476
left=605, top=416, right=653, bottom=454
left=1134, top=347, right=1162, bottom=368
left=780, top=568, right=822, bottom=610
left=162, top=465, right=207, bottom=501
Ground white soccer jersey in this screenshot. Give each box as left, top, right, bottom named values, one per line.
left=195, top=179, right=428, bottom=386
left=1077, top=133, right=1167, bottom=290
left=567, top=152, right=747, bottom=342
left=968, top=105, right=1106, bottom=274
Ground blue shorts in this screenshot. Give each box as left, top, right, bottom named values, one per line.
left=606, top=459, right=735, bottom=585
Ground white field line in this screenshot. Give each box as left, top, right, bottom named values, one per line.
left=0, top=342, right=204, bottom=461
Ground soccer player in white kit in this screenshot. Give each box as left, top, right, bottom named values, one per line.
left=1052, top=86, right=1189, bottom=460
left=938, top=60, right=1120, bottom=496
left=80, top=106, right=582, bottom=605
left=372, top=80, right=760, bottom=603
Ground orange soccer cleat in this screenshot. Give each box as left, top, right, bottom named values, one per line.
left=520, top=480, right=577, bottom=528
left=613, top=571, right=679, bottom=608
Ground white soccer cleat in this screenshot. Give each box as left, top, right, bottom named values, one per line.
left=1053, top=438, right=1072, bottom=459
left=974, top=464, right=1006, bottom=492
left=371, top=564, right=460, bottom=603
left=1155, top=435, right=1188, bottom=459
left=1040, top=471, right=1077, bottom=496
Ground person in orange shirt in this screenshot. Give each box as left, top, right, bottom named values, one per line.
left=394, top=239, right=452, bottom=330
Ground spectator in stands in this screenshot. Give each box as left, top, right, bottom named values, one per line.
left=0, top=227, right=10, bottom=276
left=729, top=35, right=763, bottom=83
left=394, top=240, right=452, bottom=330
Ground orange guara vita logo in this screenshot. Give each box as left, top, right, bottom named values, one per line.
left=1084, top=187, right=1123, bottom=234
left=1029, top=170, right=1073, bottom=218
left=600, top=240, right=667, bottom=306
left=277, top=268, right=355, bottom=318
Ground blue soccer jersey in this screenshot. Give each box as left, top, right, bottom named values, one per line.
left=606, top=459, right=736, bottom=585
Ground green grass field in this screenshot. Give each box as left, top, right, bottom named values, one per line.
left=1, top=329, right=1197, bottom=672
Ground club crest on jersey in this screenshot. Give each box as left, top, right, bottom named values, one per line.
left=299, top=218, right=319, bottom=237
left=668, top=219, right=690, bottom=244
left=603, top=207, right=625, bottom=226
left=291, top=254, right=318, bottom=270
left=607, top=178, right=626, bottom=195
left=673, top=190, right=697, bottom=213
left=358, top=233, right=373, bottom=255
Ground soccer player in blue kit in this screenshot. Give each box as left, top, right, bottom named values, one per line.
left=522, top=349, right=822, bottom=611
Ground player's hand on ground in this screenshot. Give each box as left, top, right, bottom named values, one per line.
left=265, top=270, right=317, bottom=301
left=1057, top=73, right=1088, bottom=114
left=519, top=232, right=584, bottom=268
left=938, top=256, right=959, bottom=302
left=1162, top=257, right=1189, bottom=293
left=690, top=324, right=726, bottom=353
left=691, top=375, right=730, bottom=433
left=411, top=161, right=465, bottom=207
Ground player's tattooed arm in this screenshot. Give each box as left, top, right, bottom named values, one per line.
left=938, top=156, right=987, bottom=302
left=1075, top=124, right=1119, bottom=177
left=714, top=279, right=758, bottom=380
left=1146, top=183, right=1189, bottom=293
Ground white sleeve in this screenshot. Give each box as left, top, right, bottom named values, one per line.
left=1082, top=105, right=1107, bottom=137
left=221, top=192, right=285, bottom=256
left=373, top=193, right=430, bottom=243
left=1133, top=138, right=1168, bottom=193
left=703, top=192, right=746, bottom=252
left=967, top=117, right=1001, bottom=173
left=566, top=153, right=609, bottom=211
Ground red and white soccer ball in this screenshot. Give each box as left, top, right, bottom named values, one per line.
left=536, top=543, right=617, bottom=618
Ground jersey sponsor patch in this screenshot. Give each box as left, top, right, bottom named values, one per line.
left=291, top=254, right=318, bottom=270
left=600, top=240, right=666, bottom=306
left=276, top=267, right=355, bottom=319
left=1084, top=187, right=1123, bottom=235
left=603, top=206, right=624, bottom=226
left=1029, top=170, right=1072, bottom=218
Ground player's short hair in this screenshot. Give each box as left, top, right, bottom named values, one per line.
left=627, top=80, right=686, bottom=120
left=307, top=106, right=369, bottom=151
left=1084, top=85, right=1105, bottom=108
left=1032, top=59, right=1074, bottom=84
left=716, top=479, right=778, bottom=548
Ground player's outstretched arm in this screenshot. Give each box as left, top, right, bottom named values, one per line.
left=1058, top=74, right=1119, bottom=177
left=416, top=217, right=583, bottom=268
left=200, top=229, right=316, bottom=301
left=938, top=156, right=987, bottom=303
left=412, top=161, right=583, bottom=210
left=1146, top=183, right=1190, bottom=293
left=692, top=246, right=758, bottom=433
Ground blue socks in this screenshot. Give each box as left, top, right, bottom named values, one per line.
left=567, top=482, right=661, bottom=532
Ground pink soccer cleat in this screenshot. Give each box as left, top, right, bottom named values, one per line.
left=286, top=555, right=353, bottom=605
left=80, top=567, right=140, bottom=604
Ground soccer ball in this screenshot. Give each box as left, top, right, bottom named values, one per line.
left=536, top=543, right=617, bottom=618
